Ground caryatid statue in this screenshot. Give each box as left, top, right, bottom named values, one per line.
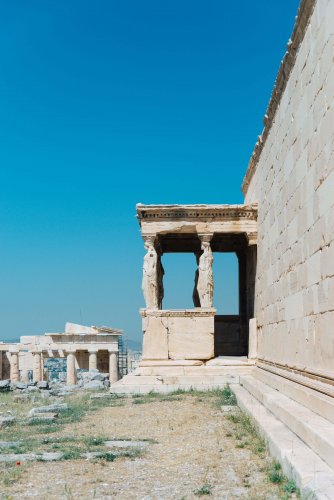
left=197, top=237, right=214, bottom=308
left=142, top=237, right=159, bottom=309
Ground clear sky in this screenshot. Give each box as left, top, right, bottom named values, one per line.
left=0, top=0, right=300, bottom=343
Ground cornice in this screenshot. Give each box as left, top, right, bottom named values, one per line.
left=242, top=0, right=316, bottom=196
left=136, top=203, right=258, bottom=223
left=140, top=308, right=216, bottom=317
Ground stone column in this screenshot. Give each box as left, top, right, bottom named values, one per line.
left=109, top=350, right=118, bottom=384
left=32, top=352, right=42, bottom=382
left=0, top=352, right=3, bottom=380
left=10, top=351, right=20, bottom=382
left=197, top=234, right=214, bottom=308
left=89, top=350, right=98, bottom=371
left=142, top=235, right=159, bottom=309
left=66, top=351, right=77, bottom=385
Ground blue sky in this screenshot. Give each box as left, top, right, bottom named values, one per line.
left=0, top=1, right=300, bottom=342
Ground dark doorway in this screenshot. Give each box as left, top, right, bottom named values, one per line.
left=212, top=234, right=256, bottom=357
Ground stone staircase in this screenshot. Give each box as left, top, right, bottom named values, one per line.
left=110, top=357, right=255, bottom=394
left=234, top=368, right=334, bottom=499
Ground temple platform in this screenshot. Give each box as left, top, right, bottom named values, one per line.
left=110, top=357, right=255, bottom=394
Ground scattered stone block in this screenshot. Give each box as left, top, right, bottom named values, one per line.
left=29, top=412, right=58, bottom=423
left=0, top=416, right=16, bottom=428
left=28, top=403, right=68, bottom=417
left=221, top=405, right=237, bottom=413
left=27, top=386, right=38, bottom=393
left=105, top=440, right=149, bottom=449
left=37, top=381, right=49, bottom=390
left=0, top=441, right=20, bottom=449
left=14, top=382, right=28, bottom=390
left=0, top=380, right=11, bottom=392
left=83, top=380, right=104, bottom=390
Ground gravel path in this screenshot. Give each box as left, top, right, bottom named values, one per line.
left=3, top=393, right=283, bottom=499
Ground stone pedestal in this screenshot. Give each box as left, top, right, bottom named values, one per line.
left=89, top=350, right=98, bottom=371
left=109, top=351, right=118, bottom=384
left=66, top=352, right=77, bottom=385
left=33, top=352, right=42, bottom=382
left=10, top=352, right=19, bottom=382
left=141, top=309, right=215, bottom=361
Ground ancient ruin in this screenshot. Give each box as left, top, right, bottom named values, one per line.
left=110, top=0, right=334, bottom=495
left=0, top=322, right=122, bottom=386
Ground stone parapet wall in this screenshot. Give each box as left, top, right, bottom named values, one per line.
left=244, top=0, right=334, bottom=376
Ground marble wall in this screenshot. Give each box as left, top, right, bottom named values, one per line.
left=244, top=0, right=334, bottom=375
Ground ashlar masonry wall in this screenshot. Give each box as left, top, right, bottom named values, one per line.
left=244, top=0, right=334, bottom=376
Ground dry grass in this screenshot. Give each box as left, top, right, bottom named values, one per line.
left=0, top=387, right=299, bottom=499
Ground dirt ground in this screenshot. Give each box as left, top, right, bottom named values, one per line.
left=1, top=391, right=291, bottom=499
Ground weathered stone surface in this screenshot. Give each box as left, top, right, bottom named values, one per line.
left=142, top=315, right=168, bottom=360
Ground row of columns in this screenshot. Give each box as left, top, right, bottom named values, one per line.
left=3, top=349, right=119, bottom=386
left=66, top=349, right=119, bottom=386
left=6, top=350, right=44, bottom=383
left=142, top=233, right=214, bottom=309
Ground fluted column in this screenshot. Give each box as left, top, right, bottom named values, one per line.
left=109, top=350, right=118, bottom=384
left=89, top=350, right=98, bottom=371
left=32, top=352, right=42, bottom=382
left=66, top=351, right=77, bottom=385
left=197, top=234, right=214, bottom=308
left=9, top=351, right=19, bottom=382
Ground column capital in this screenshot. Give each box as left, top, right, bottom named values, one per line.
left=246, top=231, right=257, bottom=246
left=66, top=349, right=77, bottom=355
left=108, top=349, right=118, bottom=354
left=88, top=348, right=98, bottom=354
left=142, top=234, right=156, bottom=247
left=9, top=349, right=19, bottom=354
left=198, top=233, right=213, bottom=244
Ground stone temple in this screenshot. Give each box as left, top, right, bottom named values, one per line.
left=111, top=0, right=334, bottom=495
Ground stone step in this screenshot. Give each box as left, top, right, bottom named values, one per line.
left=240, top=375, right=334, bottom=471
left=161, top=374, right=239, bottom=385
left=137, top=366, right=254, bottom=377
left=254, top=366, right=334, bottom=424
left=110, top=381, right=231, bottom=395
left=233, top=384, right=334, bottom=499
left=118, top=376, right=163, bottom=386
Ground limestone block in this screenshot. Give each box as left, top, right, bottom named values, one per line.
left=142, top=315, right=168, bottom=360
left=168, top=316, right=214, bottom=360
